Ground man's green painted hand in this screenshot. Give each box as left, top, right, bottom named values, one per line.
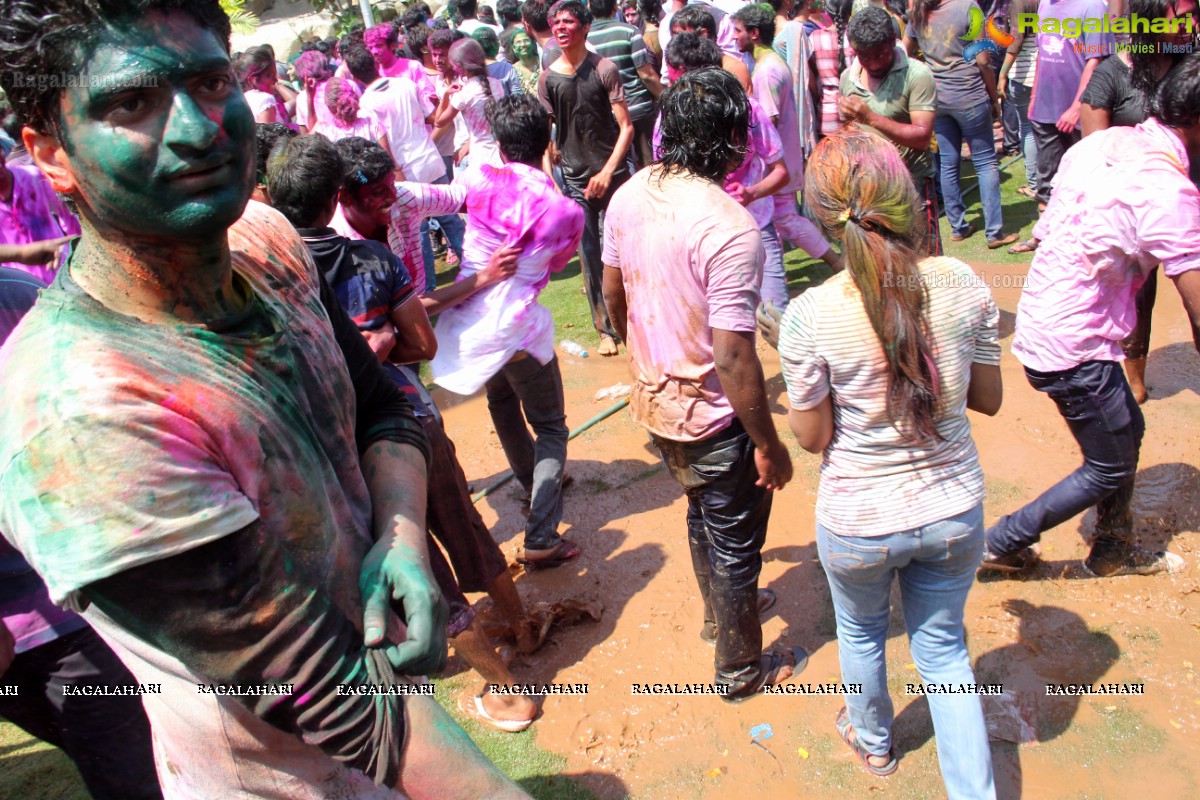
left=360, top=536, right=448, bottom=675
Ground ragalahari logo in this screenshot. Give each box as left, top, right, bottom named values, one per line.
left=962, top=6, right=1016, bottom=61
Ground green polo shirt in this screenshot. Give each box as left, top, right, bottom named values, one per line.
left=839, top=47, right=937, bottom=181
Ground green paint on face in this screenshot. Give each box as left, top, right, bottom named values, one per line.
left=57, top=11, right=256, bottom=241
left=513, top=32, right=537, bottom=61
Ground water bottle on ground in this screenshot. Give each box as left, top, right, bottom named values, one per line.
left=560, top=339, right=588, bottom=358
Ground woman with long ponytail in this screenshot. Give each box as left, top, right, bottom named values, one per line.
left=776, top=129, right=1000, bottom=798
left=433, top=37, right=507, bottom=167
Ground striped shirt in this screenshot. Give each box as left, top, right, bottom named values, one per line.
left=778, top=256, right=1001, bottom=537
left=809, top=22, right=855, bottom=139
left=587, top=16, right=655, bottom=120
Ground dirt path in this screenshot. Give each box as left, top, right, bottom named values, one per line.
left=436, top=256, right=1200, bottom=799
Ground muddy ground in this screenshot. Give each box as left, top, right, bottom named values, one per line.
left=439, top=256, right=1200, bottom=800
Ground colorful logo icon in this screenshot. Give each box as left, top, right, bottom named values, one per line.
left=962, top=6, right=1015, bottom=61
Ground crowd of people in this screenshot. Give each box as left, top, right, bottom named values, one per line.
left=0, top=0, right=1198, bottom=798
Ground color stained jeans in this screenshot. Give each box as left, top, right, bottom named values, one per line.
left=0, top=626, right=162, bottom=800
left=563, top=175, right=628, bottom=342
left=818, top=504, right=995, bottom=800
left=759, top=222, right=788, bottom=310
left=484, top=354, right=569, bottom=551
left=986, top=360, right=1145, bottom=557
left=1008, top=80, right=1038, bottom=193
left=650, top=419, right=773, bottom=695
left=934, top=100, right=1004, bottom=242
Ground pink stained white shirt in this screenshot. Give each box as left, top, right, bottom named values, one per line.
left=310, top=114, right=384, bottom=144
left=751, top=49, right=803, bottom=194
left=0, top=164, right=81, bottom=282
left=430, top=162, right=584, bottom=395
left=602, top=168, right=764, bottom=442
left=1012, top=117, right=1200, bottom=373
left=379, top=56, right=438, bottom=105
left=329, top=181, right=465, bottom=291
left=360, top=76, right=446, bottom=184
left=294, top=81, right=334, bottom=131
left=450, top=77, right=507, bottom=169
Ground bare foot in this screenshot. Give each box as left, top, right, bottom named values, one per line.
left=479, top=688, right=537, bottom=724
left=598, top=334, right=619, bottom=357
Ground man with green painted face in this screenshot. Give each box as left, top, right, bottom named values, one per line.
left=0, top=2, right=525, bottom=798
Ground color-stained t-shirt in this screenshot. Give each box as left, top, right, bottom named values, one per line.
left=379, top=56, right=438, bottom=104
left=0, top=164, right=82, bottom=283
left=298, top=227, right=417, bottom=333
left=809, top=20, right=856, bottom=137
left=244, top=88, right=294, bottom=127
left=0, top=267, right=88, bottom=654
left=431, top=162, right=584, bottom=395
left=587, top=16, right=655, bottom=121
left=1080, top=55, right=1145, bottom=129
left=726, top=97, right=784, bottom=229
left=773, top=19, right=817, bottom=157
left=602, top=168, right=764, bottom=443
left=294, top=81, right=334, bottom=131
left=330, top=181, right=466, bottom=291
left=361, top=76, right=446, bottom=184
left=450, top=76, right=508, bottom=168
left=0, top=201, right=422, bottom=799
left=778, top=256, right=1000, bottom=537
left=311, top=113, right=384, bottom=144
left=1014, top=118, right=1200, bottom=372
left=538, top=53, right=629, bottom=184
left=904, top=0, right=988, bottom=111
left=1029, top=0, right=1113, bottom=124
left=839, top=47, right=938, bottom=180
left=751, top=49, right=804, bottom=193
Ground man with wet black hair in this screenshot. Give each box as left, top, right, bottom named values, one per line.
left=0, top=1, right=525, bottom=796
left=602, top=68, right=806, bottom=702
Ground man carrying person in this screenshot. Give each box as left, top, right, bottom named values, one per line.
left=732, top=4, right=841, bottom=298
left=979, top=57, right=1200, bottom=578
left=0, top=2, right=524, bottom=796
left=602, top=67, right=806, bottom=701
left=838, top=6, right=941, bottom=255
left=538, top=0, right=634, bottom=356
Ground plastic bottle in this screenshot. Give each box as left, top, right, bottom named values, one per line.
left=560, top=339, right=589, bottom=358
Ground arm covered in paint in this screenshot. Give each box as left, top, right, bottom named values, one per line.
left=82, top=519, right=433, bottom=788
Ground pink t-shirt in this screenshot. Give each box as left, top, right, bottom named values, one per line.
left=725, top=97, right=784, bottom=230
left=380, top=57, right=438, bottom=106
left=751, top=50, right=803, bottom=193
left=602, top=168, right=764, bottom=442
left=294, top=82, right=334, bottom=131
left=0, top=164, right=81, bottom=283
left=1013, top=117, right=1200, bottom=373
left=430, top=162, right=584, bottom=395
left=450, top=77, right=507, bottom=168
left=311, top=114, right=383, bottom=144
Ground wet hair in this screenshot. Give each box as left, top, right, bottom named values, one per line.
left=325, top=77, right=364, bottom=127
left=498, top=0, right=524, bottom=25
left=459, top=0, right=479, bottom=17
left=671, top=4, right=718, bottom=38
left=548, top=0, right=593, bottom=26
left=847, top=6, right=895, bottom=51
left=365, top=21, right=400, bottom=50
left=805, top=128, right=942, bottom=443
left=1151, top=52, right=1200, bottom=129
left=449, top=37, right=496, bottom=105
left=472, top=26, right=502, bottom=58
left=487, top=93, right=551, bottom=163
left=293, top=50, right=333, bottom=84
left=522, top=0, right=554, bottom=33
left=429, top=27, right=457, bottom=51
left=825, top=0, right=853, bottom=73
left=335, top=136, right=396, bottom=196
left=638, top=0, right=662, bottom=26
left=591, top=0, right=618, bottom=18
left=732, top=4, right=775, bottom=47
left=255, top=121, right=297, bottom=186
left=343, top=43, right=380, bottom=84
left=657, top=67, right=749, bottom=184
left=665, top=31, right=722, bottom=72
left=235, top=45, right=278, bottom=91
left=407, top=23, right=431, bottom=59
left=266, top=134, right=345, bottom=227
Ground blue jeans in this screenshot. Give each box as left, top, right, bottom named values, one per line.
left=934, top=101, right=1004, bottom=241
left=818, top=504, right=995, bottom=800
left=759, top=222, right=788, bottom=309
left=419, top=158, right=467, bottom=292
left=986, top=361, right=1145, bottom=557
left=1008, top=80, right=1038, bottom=193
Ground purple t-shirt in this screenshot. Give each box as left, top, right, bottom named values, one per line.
left=0, top=164, right=81, bottom=283
left=1030, top=0, right=1113, bottom=124
left=751, top=50, right=803, bottom=193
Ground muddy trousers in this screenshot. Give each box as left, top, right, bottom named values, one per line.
left=651, top=420, right=772, bottom=694
left=985, top=361, right=1145, bottom=559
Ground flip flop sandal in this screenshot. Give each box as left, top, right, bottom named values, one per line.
left=458, top=692, right=536, bottom=733
left=517, top=538, right=582, bottom=571
left=722, top=645, right=809, bottom=703
left=700, top=589, right=778, bottom=645
left=1016, top=185, right=1036, bottom=198
left=835, top=706, right=898, bottom=777
left=1008, top=238, right=1038, bottom=254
